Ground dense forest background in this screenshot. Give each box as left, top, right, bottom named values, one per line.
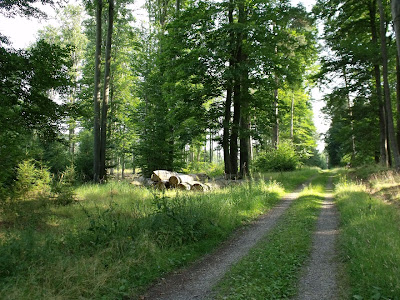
left=2, top=0, right=400, bottom=192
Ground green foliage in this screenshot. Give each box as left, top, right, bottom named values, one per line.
left=0, top=40, right=71, bottom=191
left=13, top=160, right=52, bottom=201
left=335, top=179, right=400, bottom=299
left=183, top=161, right=225, bottom=178
left=52, top=165, right=76, bottom=206
left=74, top=131, right=94, bottom=182
left=314, top=0, right=390, bottom=166
left=0, top=0, right=57, bottom=18
left=253, top=142, right=300, bottom=172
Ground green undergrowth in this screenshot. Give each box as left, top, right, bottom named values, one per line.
left=213, top=173, right=329, bottom=299
left=335, top=177, right=400, bottom=299
left=0, top=168, right=320, bottom=299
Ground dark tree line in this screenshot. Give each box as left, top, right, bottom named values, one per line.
left=315, top=0, right=400, bottom=168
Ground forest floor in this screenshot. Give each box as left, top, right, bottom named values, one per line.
left=141, top=176, right=340, bottom=300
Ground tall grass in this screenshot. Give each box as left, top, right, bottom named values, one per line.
left=335, top=178, right=400, bottom=299
left=0, top=168, right=319, bottom=299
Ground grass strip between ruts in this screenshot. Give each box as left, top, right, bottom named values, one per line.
left=212, top=174, right=328, bottom=299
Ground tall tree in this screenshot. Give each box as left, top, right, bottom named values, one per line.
left=392, top=0, right=400, bottom=60
left=93, top=0, right=102, bottom=182
left=314, top=0, right=396, bottom=166
left=378, top=0, right=400, bottom=168
left=99, top=0, right=114, bottom=179
left=38, top=4, right=88, bottom=157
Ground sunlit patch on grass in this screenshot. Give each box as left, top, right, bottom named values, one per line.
left=335, top=179, right=400, bottom=299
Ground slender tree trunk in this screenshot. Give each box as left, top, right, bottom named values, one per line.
left=223, top=1, right=234, bottom=177
left=379, top=0, right=400, bottom=168
left=175, top=0, right=180, bottom=15
left=209, top=130, right=213, bottom=163
left=386, top=110, right=393, bottom=166
left=229, top=0, right=243, bottom=179
left=370, top=0, right=388, bottom=166
left=93, top=0, right=102, bottom=183
left=391, top=0, right=400, bottom=60
left=100, top=0, right=114, bottom=180
left=290, top=92, right=294, bottom=140
left=223, top=85, right=232, bottom=176
left=238, top=0, right=250, bottom=178
left=376, top=64, right=388, bottom=166
left=272, top=84, right=279, bottom=149
left=121, top=154, right=125, bottom=179
left=343, top=67, right=356, bottom=163
left=239, top=104, right=250, bottom=178
left=230, top=79, right=241, bottom=179
left=396, top=55, right=400, bottom=151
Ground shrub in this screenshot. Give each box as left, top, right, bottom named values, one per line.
left=13, top=160, right=52, bottom=200
left=253, top=142, right=299, bottom=172
left=52, top=165, right=76, bottom=205
left=74, top=131, right=94, bottom=182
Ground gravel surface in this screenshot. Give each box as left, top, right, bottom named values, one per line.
left=141, top=180, right=313, bottom=300
left=294, top=177, right=339, bottom=300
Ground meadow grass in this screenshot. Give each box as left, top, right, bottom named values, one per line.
left=212, top=173, right=329, bottom=299
left=335, top=176, right=400, bottom=299
left=0, top=168, right=320, bottom=299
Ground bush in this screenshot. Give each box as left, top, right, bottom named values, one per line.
left=183, top=161, right=224, bottom=178
left=13, top=160, right=52, bottom=200
left=75, top=131, right=94, bottom=182
left=52, top=165, right=76, bottom=205
left=253, top=142, right=299, bottom=172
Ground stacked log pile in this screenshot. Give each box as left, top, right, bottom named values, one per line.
left=150, top=170, right=230, bottom=191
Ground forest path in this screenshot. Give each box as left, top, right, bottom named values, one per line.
left=141, top=178, right=315, bottom=300
left=294, top=177, right=340, bottom=300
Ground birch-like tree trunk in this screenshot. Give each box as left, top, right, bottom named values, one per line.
left=238, top=0, right=250, bottom=178
left=99, top=0, right=114, bottom=180
left=223, top=0, right=234, bottom=177
left=379, top=0, right=400, bottom=168
left=369, top=0, right=388, bottom=166
left=391, top=0, right=400, bottom=60
left=93, top=0, right=102, bottom=182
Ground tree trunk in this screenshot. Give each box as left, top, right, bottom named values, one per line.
left=343, top=67, right=356, bottom=163
left=229, top=3, right=242, bottom=179
left=290, top=92, right=294, bottom=140
left=223, top=0, right=234, bottom=177
left=379, top=0, right=400, bottom=168
left=370, top=0, right=388, bottom=166
left=230, top=79, right=240, bottom=179
left=376, top=64, right=388, bottom=166
left=391, top=0, right=400, bottom=60
left=238, top=1, right=249, bottom=178
left=209, top=130, right=213, bottom=163
left=93, top=0, right=102, bottom=183
left=223, top=84, right=232, bottom=176
left=396, top=55, right=400, bottom=151
left=99, top=0, right=114, bottom=181
left=272, top=78, right=279, bottom=149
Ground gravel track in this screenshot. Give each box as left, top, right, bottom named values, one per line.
left=141, top=179, right=314, bottom=300
left=294, top=177, right=339, bottom=300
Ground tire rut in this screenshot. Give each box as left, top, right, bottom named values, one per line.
left=141, top=178, right=315, bottom=300
left=294, top=176, right=339, bottom=300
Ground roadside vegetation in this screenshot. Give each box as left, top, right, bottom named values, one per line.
left=0, top=166, right=319, bottom=299
left=335, top=168, right=400, bottom=299
left=213, top=174, right=328, bottom=299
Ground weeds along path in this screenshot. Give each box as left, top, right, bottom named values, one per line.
left=294, top=177, right=339, bottom=300
left=142, top=177, right=316, bottom=300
